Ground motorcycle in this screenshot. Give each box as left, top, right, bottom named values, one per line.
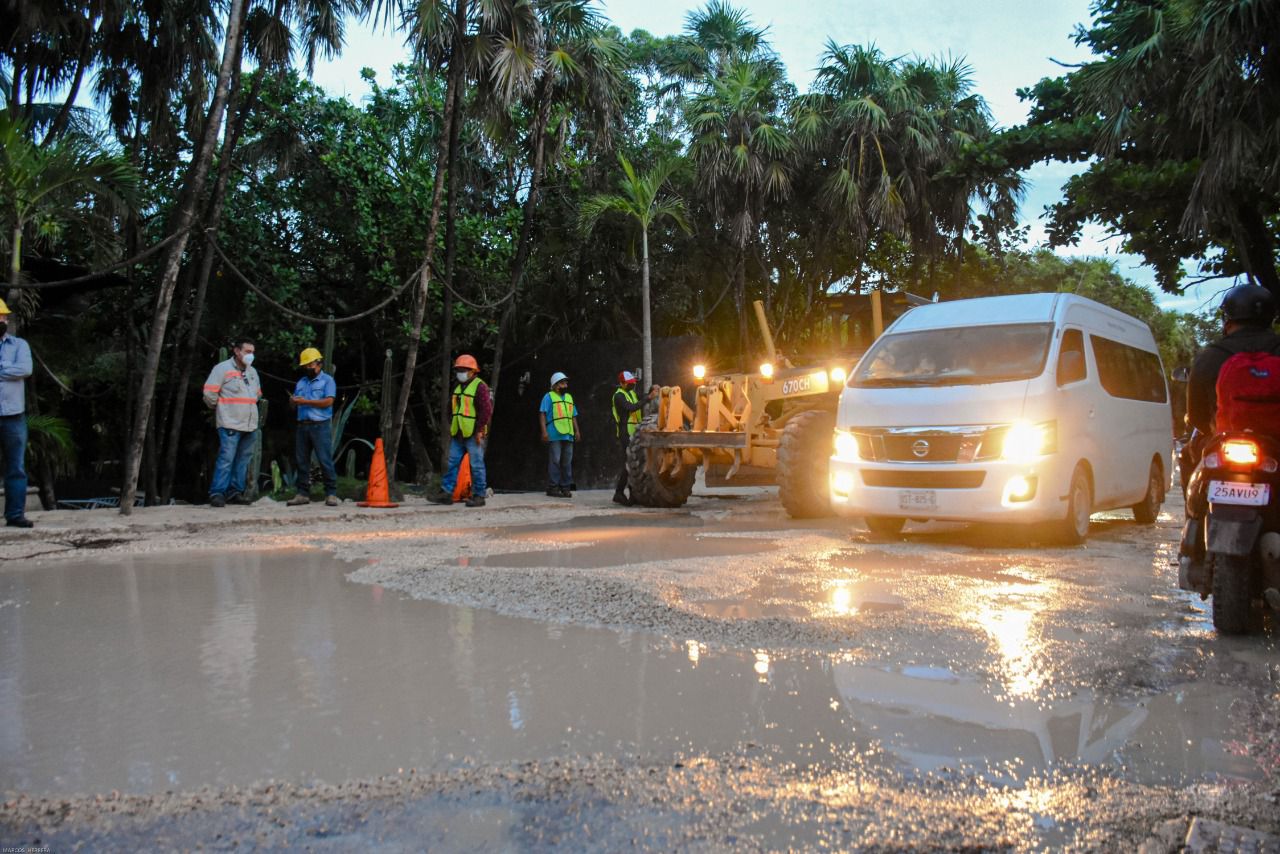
left=1179, top=430, right=1280, bottom=633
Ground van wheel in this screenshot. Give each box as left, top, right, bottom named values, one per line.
left=865, top=516, right=906, bottom=537
left=1131, top=458, right=1164, bottom=524
left=1052, top=465, right=1092, bottom=545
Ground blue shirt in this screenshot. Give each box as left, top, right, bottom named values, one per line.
left=294, top=371, right=336, bottom=421
left=0, top=334, right=32, bottom=416
left=540, top=391, right=577, bottom=441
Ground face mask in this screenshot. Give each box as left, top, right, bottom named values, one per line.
left=456, top=371, right=470, bottom=383
left=241, top=353, right=255, bottom=367
left=309, top=365, right=322, bottom=377
left=0, top=322, right=7, bottom=337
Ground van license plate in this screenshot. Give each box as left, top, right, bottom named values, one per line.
left=1209, top=481, right=1270, bottom=506
left=898, top=489, right=937, bottom=511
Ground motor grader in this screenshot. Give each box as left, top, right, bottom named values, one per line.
left=626, top=291, right=917, bottom=516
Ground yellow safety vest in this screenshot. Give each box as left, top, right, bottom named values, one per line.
left=613, top=386, right=641, bottom=437
left=451, top=377, right=484, bottom=437
left=548, top=390, right=575, bottom=436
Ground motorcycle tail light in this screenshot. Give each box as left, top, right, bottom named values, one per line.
left=1203, top=452, right=1221, bottom=469
left=1222, top=440, right=1260, bottom=466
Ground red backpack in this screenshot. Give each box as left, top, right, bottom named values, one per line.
left=1216, top=350, right=1280, bottom=432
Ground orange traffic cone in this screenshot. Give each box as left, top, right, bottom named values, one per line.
left=451, top=453, right=473, bottom=503
left=357, top=437, right=400, bottom=508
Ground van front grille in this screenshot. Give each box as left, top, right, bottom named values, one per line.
left=853, top=426, right=1007, bottom=463
left=861, top=470, right=986, bottom=489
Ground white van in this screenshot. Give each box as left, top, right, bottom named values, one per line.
left=829, top=293, right=1173, bottom=542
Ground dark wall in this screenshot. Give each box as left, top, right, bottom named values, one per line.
left=486, top=336, right=703, bottom=491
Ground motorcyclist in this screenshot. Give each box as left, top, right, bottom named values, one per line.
left=1179, top=283, right=1280, bottom=593
left=1186, top=283, right=1280, bottom=435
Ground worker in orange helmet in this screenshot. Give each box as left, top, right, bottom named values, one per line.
left=430, top=354, right=490, bottom=507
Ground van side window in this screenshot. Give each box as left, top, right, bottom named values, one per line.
left=1090, top=335, right=1168, bottom=403
left=1056, top=329, right=1087, bottom=386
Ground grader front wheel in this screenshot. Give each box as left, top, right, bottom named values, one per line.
left=778, top=410, right=836, bottom=519
left=627, top=414, right=697, bottom=508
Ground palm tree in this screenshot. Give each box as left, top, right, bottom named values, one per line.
left=485, top=0, right=628, bottom=404
left=579, top=154, right=691, bottom=384
left=686, top=56, right=793, bottom=355
left=0, top=113, right=138, bottom=294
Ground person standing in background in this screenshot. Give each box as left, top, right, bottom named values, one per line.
left=287, top=347, right=340, bottom=507
left=202, top=337, right=261, bottom=507
left=0, top=299, right=33, bottom=528
left=539, top=371, right=578, bottom=498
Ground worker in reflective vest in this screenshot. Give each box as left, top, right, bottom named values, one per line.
left=539, top=371, right=579, bottom=498
left=202, top=337, right=262, bottom=508
left=430, top=354, right=491, bottom=507
left=612, top=371, right=645, bottom=505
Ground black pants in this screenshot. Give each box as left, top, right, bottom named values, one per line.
left=614, top=435, right=630, bottom=495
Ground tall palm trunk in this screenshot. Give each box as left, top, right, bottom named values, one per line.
left=439, top=25, right=466, bottom=460
left=489, top=78, right=553, bottom=405
left=118, top=0, right=248, bottom=514
left=158, top=55, right=260, bottom=503
left=641, top=225, right=652, bottom=385
left=384, top=0, right=466, bottom=482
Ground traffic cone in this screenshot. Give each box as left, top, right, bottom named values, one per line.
left=357, top=438, right=400, bottom=508
left=451, top=452, right=473, bottom=503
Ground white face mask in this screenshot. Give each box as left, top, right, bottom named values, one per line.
left=241, top=353, right=255, bottom=367
left=456, top=371, right=470, bottom=383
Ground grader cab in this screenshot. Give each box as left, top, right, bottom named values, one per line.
left=627, top=290, right=930, bottom=516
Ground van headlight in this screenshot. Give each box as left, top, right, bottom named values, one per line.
left=834, top=429, right=859, bottom=461
left=1001, top=420, right=1057, bottom=463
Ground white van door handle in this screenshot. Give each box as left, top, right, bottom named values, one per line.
left=1088, top=407, right=1096, bottom=419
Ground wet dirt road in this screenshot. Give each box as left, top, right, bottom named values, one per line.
left=0, top=488, right=1277, bottom=850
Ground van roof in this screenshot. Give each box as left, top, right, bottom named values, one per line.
left=888, top=292, right=1148, bottom=335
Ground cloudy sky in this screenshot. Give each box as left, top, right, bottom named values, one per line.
left=310, top=0, right=1228, bottom=314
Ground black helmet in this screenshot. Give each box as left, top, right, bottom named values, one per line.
left=1220, top=284, right=1277, bottom=326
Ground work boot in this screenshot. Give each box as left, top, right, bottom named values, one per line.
left=325, top=495, right=340, bottom=507
left=546, top=487, right=560, bottom=497
left=6, top=517, right=33, bottom=528
left=209, top=494, right=226, bottom=508
left=612, top=492, right=632, bottom=506
left=558, top=486, right=572, bottom=498
left=228, top=494, right=254, bottom=506
left=465, top=495, right=486, bottom=507
left=428, top=491, right=453, bottom=505
left=287, top=493, right=311, bottom=506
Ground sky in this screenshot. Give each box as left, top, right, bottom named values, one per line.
left=309, top=0, right=1231, bottom=316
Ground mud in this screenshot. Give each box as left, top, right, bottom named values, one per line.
left=1, top=489, right=1278, bottom=850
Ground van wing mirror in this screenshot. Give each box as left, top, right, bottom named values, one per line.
left=1058, top=350, right=1086, bottom=385
left=1170, top=366, right=1190, bottom=383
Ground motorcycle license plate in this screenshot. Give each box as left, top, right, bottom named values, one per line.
left=898, top=489, right=937, bottom=511
left=1208, top=480, right=1270, bottom=506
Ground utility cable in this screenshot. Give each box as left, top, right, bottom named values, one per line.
left=208, top=234, right=424, bottom=324
left=7, top=228, right=192, bottom=289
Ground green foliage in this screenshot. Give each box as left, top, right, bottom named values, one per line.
left=25, top=414, right=76, bottom=477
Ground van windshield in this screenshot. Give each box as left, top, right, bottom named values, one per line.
left=850, top=323, right=1055, bottom=388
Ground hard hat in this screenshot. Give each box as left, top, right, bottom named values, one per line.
left=0, top=298, right=9, bottom=314
left=454, top=354, right=479, bottom=371
left=550, top=371, right=568, bottom=387
left=1221, top=284, right=1277, bottom=325
left=298, top=347, right=322, bottom=367
left=619, top=371, right=636, bottom=384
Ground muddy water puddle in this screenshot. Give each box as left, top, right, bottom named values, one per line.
left=0, top=549, right=1268, bottom=796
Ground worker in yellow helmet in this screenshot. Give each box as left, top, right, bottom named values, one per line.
left=0, top=298, right=34, bottom=527
left=287, top=347, right=339, bottom=507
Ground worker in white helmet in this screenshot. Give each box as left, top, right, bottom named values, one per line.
left=0, top=298, right=33, bottom=528
left=539, top=371, right=579, bottom=498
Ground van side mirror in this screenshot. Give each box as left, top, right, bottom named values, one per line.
left=1058, top=350, right=1086, bottom=385
left=1170, top=366, right=1190, bottom=383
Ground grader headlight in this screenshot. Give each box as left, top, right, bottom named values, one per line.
left=760, top=362, right=775, bottom=380
left=829, top=366, right=847, bottom=384
left=693, top=364, right=707, bottom=381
